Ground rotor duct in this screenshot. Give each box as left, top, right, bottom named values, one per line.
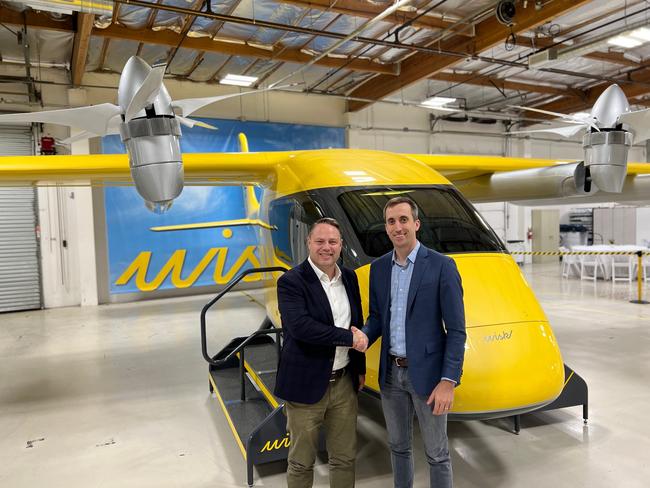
left=120, top=117, right=184, bottom=210
left=582, top=130, right=631, bottom=193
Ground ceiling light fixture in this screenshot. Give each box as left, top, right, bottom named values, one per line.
left=623, top=51, right=643, bottom=63
left=420, top=96, right=456, bottom=108
left=629, top=27, right=650, bottom=42
left=219, top=74, right=258, bottom=87
left=607, top=35, right=643, bottom=49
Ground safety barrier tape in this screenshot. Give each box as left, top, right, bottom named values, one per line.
left=509, top=251, right=649, bottom=255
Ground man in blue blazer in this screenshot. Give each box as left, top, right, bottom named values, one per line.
left=360, top=197, right=466, bottom=488
left=275, top=217, right=367, bottom=488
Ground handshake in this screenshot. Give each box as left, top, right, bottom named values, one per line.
left=350, top=326, right=368, bottom=352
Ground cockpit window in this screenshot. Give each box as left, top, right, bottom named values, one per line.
left=338, top=187, right=505, bottom=257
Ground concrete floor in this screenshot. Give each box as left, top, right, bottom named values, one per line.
left=1, top=263, right=649, bottom=487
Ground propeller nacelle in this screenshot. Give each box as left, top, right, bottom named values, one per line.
left=582, top=130, right=630, bottom=193
left=119, top=118, right=184, bottom=213
left=118, top=57, right=183, bottom=212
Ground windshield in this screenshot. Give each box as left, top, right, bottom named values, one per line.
left=338, top=187, right=505, bottom=257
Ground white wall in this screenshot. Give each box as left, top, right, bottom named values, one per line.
left=37, top=124, right=99, bottom=307
left=637, top=207, right=650, bottom=247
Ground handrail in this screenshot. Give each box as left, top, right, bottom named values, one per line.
left=200, top=266, right=289, bottom=366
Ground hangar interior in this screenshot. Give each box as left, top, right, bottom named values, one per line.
left=0, top=0, right=649, bottom=486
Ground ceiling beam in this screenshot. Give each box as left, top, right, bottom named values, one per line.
left=432, top=72, right=578, bottom=97
left=94, top=24, right=397, bottom=74
left=280, top=0, right=474, bottom=36
left=586, top=51, right=640, bottom=67
left=346, top=0, right=593, bottom=112
left=0, top=8, right=73, bottom=32
left=70, top=13, right=94, bottom=86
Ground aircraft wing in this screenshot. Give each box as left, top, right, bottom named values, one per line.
left=0, top=152, right=288, bottom=186
left=406, top=154, right=650, bottom=204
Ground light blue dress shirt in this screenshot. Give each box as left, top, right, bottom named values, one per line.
left=389, top=241, right=420, bottom=357
left=388, top=241, right=456, bottom=384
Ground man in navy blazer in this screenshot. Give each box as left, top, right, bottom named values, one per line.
left=360, top=197, right=466, bottom=488
left=275, top=217, right=367, bottom=488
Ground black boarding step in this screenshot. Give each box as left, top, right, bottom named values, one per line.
left=209, top=366, right=273, bottom=457
left=208, top=334, right=289, bottom=487
left=238, top=340, right=281, bottom=409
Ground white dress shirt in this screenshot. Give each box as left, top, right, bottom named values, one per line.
left=308, top=257, right=351, bottom=371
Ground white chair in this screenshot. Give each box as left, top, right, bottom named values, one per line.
left=579, top=254, right=605, bottom=281
left=611, top=254, right=636, bottom=283
left=560, top=247, right=580, bottom=279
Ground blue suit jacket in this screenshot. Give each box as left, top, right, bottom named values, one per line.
left=274, top=259, right=366, bottom=404
left=363, top=244, right=466, bottom=396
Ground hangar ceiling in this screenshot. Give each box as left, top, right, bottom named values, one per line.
left=2, top=0, right=650, bottom=124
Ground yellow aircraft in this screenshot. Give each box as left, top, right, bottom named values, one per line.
left=1, top=145, right=650, bottom=419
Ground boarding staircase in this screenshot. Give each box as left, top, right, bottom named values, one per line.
left=201, top=266, right=317, bottom=487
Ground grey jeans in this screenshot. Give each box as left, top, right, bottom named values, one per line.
left=381, top=364, right=452, bottom=488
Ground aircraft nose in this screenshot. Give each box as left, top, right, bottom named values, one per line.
left=453, top=321, right=565, bottom=416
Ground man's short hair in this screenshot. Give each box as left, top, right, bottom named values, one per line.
left=383, top=196, right=419, bottom=221
left=308, top=217, right=342, bottom=237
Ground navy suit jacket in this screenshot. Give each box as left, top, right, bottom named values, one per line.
left=274, top=259, right=366, bottom=404
left=363, top=244, right=466, bottom=396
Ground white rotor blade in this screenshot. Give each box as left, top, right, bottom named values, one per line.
left=506, top=124, right=588, bottom=138
left=172, top=82, right=301, bottom=117
left=0, top=103, right=121, bottom=135
left=510, top=105, right=599, bottom=131
left=124, top=64, right=166, bottom=122
left=177, top=116, right=218, bottom=130
left=618, top=108, right=650, bottom=144
left=59, top=115, right=122, bottom=144
left=59, top=113, right=122, bottom=144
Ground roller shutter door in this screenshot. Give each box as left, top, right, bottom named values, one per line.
left=0, top=124, right=41, bottom=312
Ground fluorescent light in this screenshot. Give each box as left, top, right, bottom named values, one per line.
left=624, top=51, right=643, bottom=63
left=629, top=27, right=650, bottom=42
left=607, top=35, right=642, bottom=48
left=420, top=96, right=456, bottom=108
left=219, top=74, right=258, bottom=87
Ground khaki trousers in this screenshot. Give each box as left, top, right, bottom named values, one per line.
left=285, top=371, right=358, bottom=488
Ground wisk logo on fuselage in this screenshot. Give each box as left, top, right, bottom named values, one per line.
left=483, top=330, right=513, bottom=343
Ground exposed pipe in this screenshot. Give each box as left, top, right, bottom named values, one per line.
left=1, top=56, right=70, bottom=70
left=112, top=0, right=441, bottom=54
left=269, top=0, right=415, bottom=88
left=106, top=0, right=545, bottom=74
